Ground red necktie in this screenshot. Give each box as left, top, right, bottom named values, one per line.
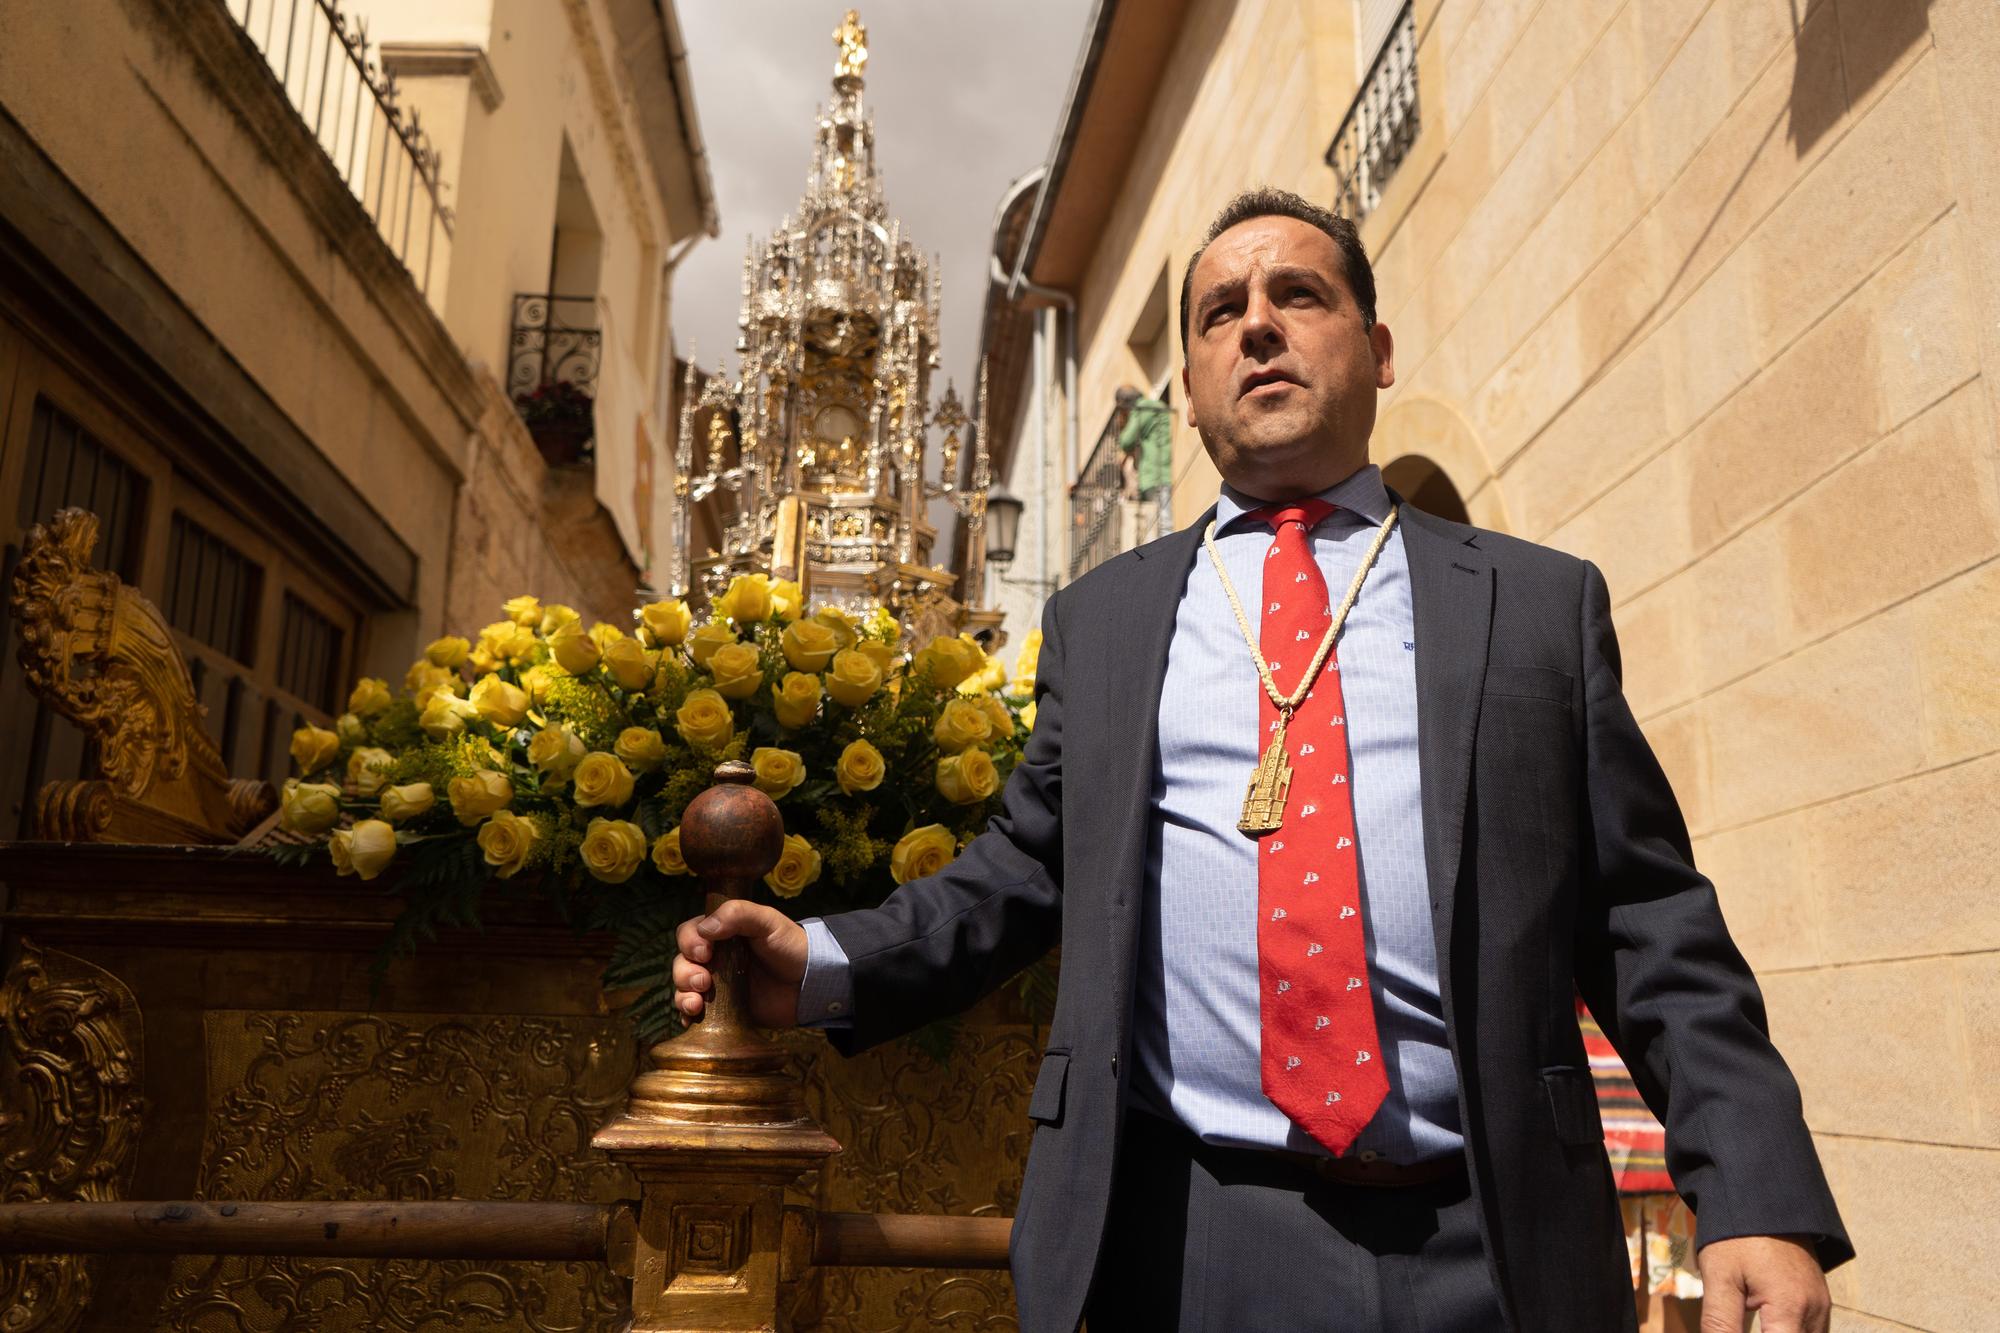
left=1252, top=500, right=1387, bottom=1156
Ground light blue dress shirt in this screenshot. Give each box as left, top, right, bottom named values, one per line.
left=797, top=464, right=1462, bottom=1163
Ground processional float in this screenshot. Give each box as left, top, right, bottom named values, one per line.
left=0, top=12, right=1031, bottom=1331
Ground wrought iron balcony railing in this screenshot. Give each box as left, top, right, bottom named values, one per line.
left=223, top=0, right=455, bottom=293
left=1324, top=0, right=1420, bottom=222
left=1068, top=405, right=1130, bottom=581
left=509, top=294, right=602, bottom=466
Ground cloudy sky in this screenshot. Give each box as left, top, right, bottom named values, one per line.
left=673, top=1, right=1093, bottom=398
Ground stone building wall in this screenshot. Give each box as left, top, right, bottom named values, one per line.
left=1024, top=0, right=1999, bottom=1324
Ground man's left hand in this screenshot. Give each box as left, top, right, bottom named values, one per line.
left=1696, top=1234, right=1830, bottom=1332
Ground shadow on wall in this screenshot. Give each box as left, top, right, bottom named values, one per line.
left=1787, top=0, right=1934, bottom=158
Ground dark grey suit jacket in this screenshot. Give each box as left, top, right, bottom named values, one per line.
left=822, top=496, right=1850, bottom=1331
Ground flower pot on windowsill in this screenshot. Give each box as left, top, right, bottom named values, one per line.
left=526, top=417, right=594, bottom=468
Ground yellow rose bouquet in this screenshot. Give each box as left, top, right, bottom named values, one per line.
left=270, top=574, right=1035, bottom=1039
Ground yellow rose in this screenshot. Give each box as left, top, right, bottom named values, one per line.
left=674, top=688, right=735, bottom=749
left=913, top=635, right=981, bottom=689
left=548, top=621, right=601, bottom=675
left=763, top=833, right=822, bottom=898
left=772, top=671, right=822, bottom=729
left=688, top=621, right=737, bottom=669
left=1021, top=699, right=1038, bottom=731
left=468, top=647, right=500, bottom=677
left=504, top=594, right=542, bottom=627
left=347, top=677, right=393, bottom=716
left=280, top=779, right=342, bottom=834
left=751, top=747, right=806, bottom=799
left=378, top=782, right=435, bottom=822
left=780, top=619, right=840, bottom=673
left=406, top=662, right=458, bottom=708
left=469, top=674, right=528, bottom=727
left=425, top=635, right=471, bottom=669
left=580, top=817, right=648, bottom=884
left=335, top=712, right=368, bottom=745
left=521, top=665, right=555, bottom=705
left=526, top=724, right=586, bottom=781
left=824, top=649, right=884, bottom=708
left=935, top=747, right=999, bottom=804
left=812, top=606, right=861, bottom=652
left=641, top=599, right=692, bottom=647
left=572, top=752, right=636, bottom=809
left=603, top=636, right=654, bottom=690
left=345, top=746, right=395, bottom=796
left=419, top=691, right=475, bottom=740
left=975, top=694, right=1016, bottom=742
left=835, top=739, right=885, bottom=795
left=587, top=621, right=626, bottom=654
left=856, top=639, right=900, bottom=676
left=715, top=572, right=773, bottom=623
left=1011, top=628, right=1043, bottom=694
left=289, top=724, right=340, bottom=775
left=709, top=642, right=764, bottom=701
left=329, top=818, right=397, bottom=881
left=890, top=824, right=958, bottom=884
left=959, top=658, right=1008, bottom=696
left=932, top=698, right=994, bottom=753
left=770, top=579, right=804, bottom=622
left=448, top=769, right=514, bottom=825
left=539, top=603, right=580, bottom=637
left=477, top=809, right=538, bottom=878
left=651, top=827, right=690, bottom=876
left=614, top=726, right=669, bottom=771
left=501, top=622, right=540, bottom=663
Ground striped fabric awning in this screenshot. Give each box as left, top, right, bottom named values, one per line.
left=1578, top=997, right=1675, bottom=1194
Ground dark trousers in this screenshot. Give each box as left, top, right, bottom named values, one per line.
left=1082, top=1111, right=1508, bottom=1332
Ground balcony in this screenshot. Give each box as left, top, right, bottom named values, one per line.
left=509, top=294, right=602, bottom=467
left=1324, top=0, right=1420, bottom=222
left=223, top=0, right=455, bottom=293
left=1068, top=405, right=1130, bottom=581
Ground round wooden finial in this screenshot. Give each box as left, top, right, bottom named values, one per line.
left=678, top=761, right=783, bottom=887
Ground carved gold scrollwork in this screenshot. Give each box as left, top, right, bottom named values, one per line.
left=785, top=1026, right=1037, bottom=1331
left=7, top=508, right=275, bottom=842
left=159, top=1012, right=637, bottom=1332
left=0, top=940, right=148, bottom=1333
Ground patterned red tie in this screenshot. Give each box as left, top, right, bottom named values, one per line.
left=1252, top=500, right=1387, bottom=1156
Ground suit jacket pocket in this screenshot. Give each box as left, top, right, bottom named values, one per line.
left=1542, top=1066, right=1605, bottom=1147
left=1485, top=663, right=1576, bottom=707
left=1028, top=1049, right=1071, bottom=1126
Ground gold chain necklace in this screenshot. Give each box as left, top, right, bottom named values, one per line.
left=1202, top=502, right=1400, bottom=834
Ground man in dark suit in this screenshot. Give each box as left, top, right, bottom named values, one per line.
left=672, top=189, right=1850, bottom=1331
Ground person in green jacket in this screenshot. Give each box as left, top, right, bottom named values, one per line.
left=1116, top=385, right=1174, bottom=541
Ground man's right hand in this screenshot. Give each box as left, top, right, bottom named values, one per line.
left=672, top=901, right=808, bottom=1028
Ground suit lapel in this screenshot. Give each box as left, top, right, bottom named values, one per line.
left=1398, top=501, right=1493, bottom=978
left=1099, top=509, right=1212, bottom=1018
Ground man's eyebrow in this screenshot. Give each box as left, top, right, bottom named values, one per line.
left=1194, top=277, right=1242, bottom=323
left=1266, top=264, right=1334, bottom=291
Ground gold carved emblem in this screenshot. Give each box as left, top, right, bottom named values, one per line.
left=0, top=940, right=147, bottom=1333
left=7, top=507, right=275, bottom=842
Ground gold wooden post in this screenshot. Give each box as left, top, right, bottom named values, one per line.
left=592, top=760, right=840, bottom=1330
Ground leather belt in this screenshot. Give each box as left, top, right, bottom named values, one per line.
left=1130, top=1109, right=1466, bottom=1191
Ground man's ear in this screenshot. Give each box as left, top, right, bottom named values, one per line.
left=1181, top=360, right=1198, bottom=431
left=1371, top=321, right=1396, bottom=391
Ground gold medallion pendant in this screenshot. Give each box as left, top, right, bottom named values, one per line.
left=1239, top=710, right=1293, bottom=834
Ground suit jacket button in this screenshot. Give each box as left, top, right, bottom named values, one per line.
left=1111, top=1054, right=1119, bottom=1077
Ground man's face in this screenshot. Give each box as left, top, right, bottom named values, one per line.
left=1181, top=215, right=1393, bottom=498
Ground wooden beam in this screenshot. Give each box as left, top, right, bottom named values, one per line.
left=813, top=1212, right=1012, bottom=1270
left=0, top=1201, right=620, bottom=1261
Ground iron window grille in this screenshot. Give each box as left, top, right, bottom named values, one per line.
left=1325, top=0, right=1421, bottom=221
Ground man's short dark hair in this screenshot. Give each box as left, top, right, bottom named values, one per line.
left=1179, top=188, right=1377, bottom=353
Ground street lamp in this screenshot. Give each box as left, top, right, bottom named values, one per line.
left=985, top=486, right=1023, bottom=568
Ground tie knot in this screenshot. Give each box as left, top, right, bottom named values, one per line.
left=1253, top=498, right=1337, bottom=533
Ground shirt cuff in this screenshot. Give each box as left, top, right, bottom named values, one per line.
left=796, top=917, right=855, bottom=1029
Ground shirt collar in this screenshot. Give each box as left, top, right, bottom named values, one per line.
left=1215, top=462, right=1392, bottom=534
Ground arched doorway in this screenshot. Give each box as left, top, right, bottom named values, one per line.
left=1381, top=453, right=1470, bottom=524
